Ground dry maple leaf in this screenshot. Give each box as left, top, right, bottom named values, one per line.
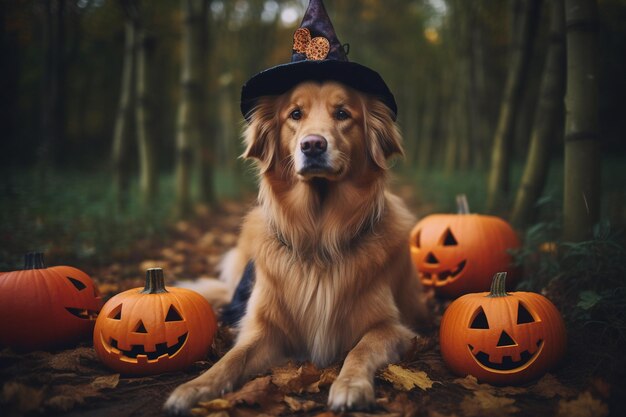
left=556, top=391, right=608, bottom=417
left=460, top=390, right=520, bottom=417
left=225, top=376, right=285, bottom=415
left=91, top=374, right=120, bottom=390
left=1, top=382, right=45, bottom=414
left=271, top=362, right=321, bottom=394
left=530, top=373, right=576, bottom=398
left=380, top=364, right=436, bottom=391
left=453, top=374, right=525, bottom=396
left=283, top=395, right=323, bottom=412
left=197, top=398, right=232, bottom=411
left=379, top=392, right=419, bottom=417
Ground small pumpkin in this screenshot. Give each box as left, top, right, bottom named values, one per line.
left=94, top=268, right=217, bottom=375
left=410, top=195, right=521, bottom=297
left=439, top=272, right=566, bottom=385
left=0, top=252, right=103, bottom=351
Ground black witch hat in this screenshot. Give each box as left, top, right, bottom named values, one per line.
left=240, top=0, right=398, bottom=121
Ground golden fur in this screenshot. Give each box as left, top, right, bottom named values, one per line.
left=165, top=82, right=429, bottom=414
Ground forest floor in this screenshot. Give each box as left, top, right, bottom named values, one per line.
left=0, top=184, right=623, bottom=417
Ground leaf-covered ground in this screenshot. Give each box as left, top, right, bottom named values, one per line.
left=1, top=191, right=623, bottom=417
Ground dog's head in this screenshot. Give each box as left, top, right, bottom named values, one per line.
left=243, top=81, right=403, bottom=182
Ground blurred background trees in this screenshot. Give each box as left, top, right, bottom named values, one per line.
left=1, top=0, right=625, bottom=265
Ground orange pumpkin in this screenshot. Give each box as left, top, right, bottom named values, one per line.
left=439, top=272, right=566, bottom=385
left=410, top=195, right=521, bottom=297
left=0, top=252, right=103, bottom=351
left=94, top=268, right=217, bottom=375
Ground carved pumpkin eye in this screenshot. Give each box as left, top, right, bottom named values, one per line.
left=108, top=305, right=122, bottom=320
left=441, top=228, right=458, bottom=246
left=67, top=276, right=86, bottom=290
left=470, top=307, right=489, bottom=329
left=517, top=302, right=536, bottom=324
left=165, top=305, right=183, bottom=322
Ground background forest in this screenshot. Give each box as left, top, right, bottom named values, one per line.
left=2, top=0, right=626, bottom=261
left=1, top=1, right=626, bottom=416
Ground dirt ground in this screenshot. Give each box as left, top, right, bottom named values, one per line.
left=1, top=191, right=623, bottom=417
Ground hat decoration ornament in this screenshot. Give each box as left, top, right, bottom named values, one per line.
left=240, top=0, right=398, bottom=121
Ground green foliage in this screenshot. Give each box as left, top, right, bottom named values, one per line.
left=0, top=168, right=254, bottom=271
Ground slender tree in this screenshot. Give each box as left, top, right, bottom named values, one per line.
left=486, top=0, right=541, bottom=213
left=40, top=0, right=67, bottom=167
left=112, top=1, right=137, bottom=210
left=135, top=11, right=158, bottom=208
left=563, top=0, right=600, bottom=241
left=511, top=0, right=566, bottom=229
left=175, top=0, right=211, bottom=217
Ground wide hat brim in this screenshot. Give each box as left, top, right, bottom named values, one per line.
left=240, top=59, right=398, bottom=121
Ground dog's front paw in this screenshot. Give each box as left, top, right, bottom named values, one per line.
left=327, top=376, right=375, bottom=411
left=164, top=382, right=221, bottom=416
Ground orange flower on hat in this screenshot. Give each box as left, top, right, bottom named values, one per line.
left=292, top=28, right=330, bottom=61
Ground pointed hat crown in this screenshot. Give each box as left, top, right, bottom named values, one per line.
left=240, top=0, right=397, bottom=120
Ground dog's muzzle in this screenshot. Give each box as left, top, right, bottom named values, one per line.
left=297, top=134, right=334, bottom=177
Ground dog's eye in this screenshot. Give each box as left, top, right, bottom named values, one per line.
left=290, top=109, right=302, bottom=120
left=334, top=109, right=350, bottom=121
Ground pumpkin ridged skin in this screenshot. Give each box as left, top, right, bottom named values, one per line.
left=0, top=256, right=103, bottom=351
left=439, top=274, right=566, bottom=385
left=93, top=270, right=217, bottom=376
left=410, top=213, right=521, bottom=297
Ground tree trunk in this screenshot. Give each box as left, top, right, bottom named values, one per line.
left=40, top=0, right=67, bottom=167
left=111, top=17, right=136, bottom=211
left=511, top=0, right=565, bottom=229
left=135, top=25, right=158, bottom=208
left=486, top=0, right=541, bottom=213
left=175, top=0, right=211, bottom=217
left=563, top=0, right=600, bottom=241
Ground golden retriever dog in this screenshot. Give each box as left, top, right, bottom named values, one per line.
left=165, top=81, right=429, bottom=414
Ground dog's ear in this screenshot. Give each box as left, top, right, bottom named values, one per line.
left=242, top=98, right=278, bottom=173
left=365, top=99, right=404, bottom=170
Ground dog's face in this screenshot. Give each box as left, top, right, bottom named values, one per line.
left=243, top=81, right=403, bottom=182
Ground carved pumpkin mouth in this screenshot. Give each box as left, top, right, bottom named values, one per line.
left=468, top=339, right=543, bottom=372
left=101, top=332, right=188, bottom=361
left=420, top=259, right=467, bottom=285
left=66, top=307, right=99, bottom=320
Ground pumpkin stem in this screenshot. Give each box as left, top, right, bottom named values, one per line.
left=24, top=252, right=46, bottom=270
left=456, top=194, right=470, bottom=214
left=140, top=268, right=168, bottom=294
left=488, top=272, right=509, bottom=297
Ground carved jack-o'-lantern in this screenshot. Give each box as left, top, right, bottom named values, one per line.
left=0, top=252, right=103, bottom=351
left=94, top=268, right=217, bottom=375
left=410, top=195, right=521, bottom=297
left=439, top=272, right=567, bottom=385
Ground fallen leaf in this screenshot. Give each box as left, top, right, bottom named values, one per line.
left=283, top=395, right=322, bottom=412
left=530, top=373, right=576, bottom=398
left=44, top=383, right=99, bottom=412
left=380, top=364, right=435, bottom=391
left=1, top=382, right=45, bottom=414
left=460, top=390, right=519, bottom=417
left=191, top=410, right=228, bottom=417
left=589, top=377, right=611, bottom=399
left=428, top=411, right=459, bottom=417
left=47, top=347, right=99, bottom=373
left=225, top=376, right=285, bottom=415
left=453, top=374, right=525, bottom=396
left=271, top=362, right=321, bottom=393
left=91, top=374, right=119, bottom=389
left=197, top=398, right=232, bottom=411
left=380, top=392, right=419, bottom=417
left=556, top=392, right=608, bottom=417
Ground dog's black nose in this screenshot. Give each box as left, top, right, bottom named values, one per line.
left=300, top=135, right=327, bottom=157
